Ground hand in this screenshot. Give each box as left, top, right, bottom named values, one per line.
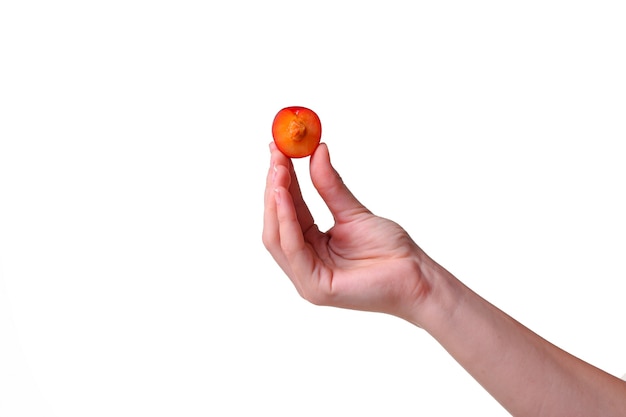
left=263, top=143, right=626, bottom=417
left=263, top=142, right=433, bottom=322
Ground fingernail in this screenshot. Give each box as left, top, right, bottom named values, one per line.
left=272, top=163, right=278, bottom=183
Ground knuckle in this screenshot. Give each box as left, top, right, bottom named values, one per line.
left=298, top=284, right=328, bottom=307
left=262, top=231, right=282, bottom=256
left=261, top=232, right=273, bottom=251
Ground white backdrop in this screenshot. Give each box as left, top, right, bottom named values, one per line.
left=1, top=1, right=625, bottom=415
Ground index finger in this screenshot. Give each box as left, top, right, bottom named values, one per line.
left=271, top=143, right=315, bottom=234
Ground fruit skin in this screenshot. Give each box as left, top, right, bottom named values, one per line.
left=271, top=106, right=322, bottom=158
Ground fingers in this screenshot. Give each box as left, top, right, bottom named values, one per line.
left=268, top=142, right=315, bottom=234
left=273, top=185, right=316, bottom=281
left=263, top=142, right=318, bottom=281
left=263, top=157, right=285, bottom=271
left=283, top=154, right=315, bottom=235
left=310, top=143, right=369, bottom=223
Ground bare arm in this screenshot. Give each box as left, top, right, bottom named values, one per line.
left=263, top=142, right=626, bottom=416
left=416, top=264, right=626, bottom=416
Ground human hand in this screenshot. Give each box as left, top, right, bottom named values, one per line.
left=264, top=144, right=626, bottom=417
left=263, top=142, right=434, bottom=322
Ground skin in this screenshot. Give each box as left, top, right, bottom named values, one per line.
left=263, top=142, right=626, bottom=416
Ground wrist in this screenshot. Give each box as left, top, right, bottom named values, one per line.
left=403, top=251, right=468, bottom=333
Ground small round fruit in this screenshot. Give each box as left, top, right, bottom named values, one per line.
left=271, top=106, right=322, bottom=158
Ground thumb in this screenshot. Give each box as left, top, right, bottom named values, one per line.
left=310, top=143, right=369, bottom=223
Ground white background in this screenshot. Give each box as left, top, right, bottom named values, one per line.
left=1, top=1, right=625, bottom=415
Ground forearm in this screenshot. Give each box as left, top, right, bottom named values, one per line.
left=412, top=259, right=626, bottom=416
